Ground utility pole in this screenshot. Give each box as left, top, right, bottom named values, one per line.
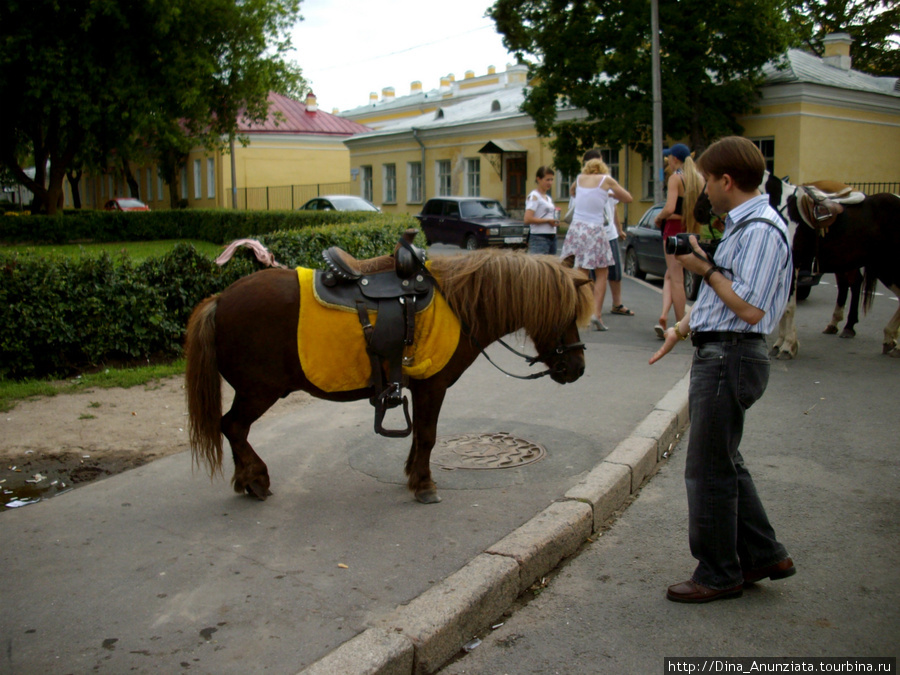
left=651, top=0, right=664, bottom=203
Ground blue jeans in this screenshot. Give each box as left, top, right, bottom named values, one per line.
left=528, top=233, right=557, bottom=255
left=685, top=337, right=788, bottom=589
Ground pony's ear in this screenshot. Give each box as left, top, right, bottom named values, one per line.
left=561, top=255, right=576, bottom=268
left=575, top=276, right=591, bottom=288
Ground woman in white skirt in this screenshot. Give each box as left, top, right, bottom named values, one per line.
left=561, top=156, right=633, bottom=330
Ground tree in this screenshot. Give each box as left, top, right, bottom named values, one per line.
left=786, top=0, right=900, bottom=77
left=0, top=0, right=306, bottom=214
left=489, top=0, right=793, bottom=176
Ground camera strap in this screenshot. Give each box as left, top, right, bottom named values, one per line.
left=711, top=217, right=791, bottom=276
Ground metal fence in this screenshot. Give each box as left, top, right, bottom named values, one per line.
left=235, top=182, right=356, bottom=210
left=847, top=181, right=900, bottom=195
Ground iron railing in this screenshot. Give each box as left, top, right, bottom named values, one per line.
left=846, top=181, right=900, bottom=195
left=235, top=182, right=356, bottom=210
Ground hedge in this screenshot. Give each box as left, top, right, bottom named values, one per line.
left=0, top=208, right=405, bottom=245
left=0, top=217, right=419, bottom=380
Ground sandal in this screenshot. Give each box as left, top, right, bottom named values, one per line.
left=611, top=305, right=635, bottom=316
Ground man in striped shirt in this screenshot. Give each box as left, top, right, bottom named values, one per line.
left=650, top=136, right=795, bottom=604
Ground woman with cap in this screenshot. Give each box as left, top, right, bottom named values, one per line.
left=653, top=143, right=705, bottom=338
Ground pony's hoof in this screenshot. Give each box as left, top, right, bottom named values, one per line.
left=883, top=343, right=898, bottom=356
left=415, top=490, right=442, bottom=504
left=887, top=347, right=900, bottom=358
left=823, top=325, right=838, bottom=335
left=246, top=481, right=272, bottom=501
left=776, top=350, right=794, bottom=361
left=839, top=328, right=856, bottom=339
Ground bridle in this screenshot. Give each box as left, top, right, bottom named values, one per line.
left=472, top=331, right=585, bottom=381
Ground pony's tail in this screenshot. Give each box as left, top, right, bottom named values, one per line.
left=185, top=295, right=223, bottom=477
left=862, top=267, right=878, bottom=315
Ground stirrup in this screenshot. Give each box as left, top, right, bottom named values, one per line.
left=373, top=384, right=412, bottom=438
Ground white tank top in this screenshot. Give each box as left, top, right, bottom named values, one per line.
left=572, top=175, right=610, bottom=225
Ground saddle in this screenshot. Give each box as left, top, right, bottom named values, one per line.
left=315, top=229, right=432, bottom=438
left=796, top=185, right=865, bottom=232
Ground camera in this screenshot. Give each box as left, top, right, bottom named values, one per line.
left=665, top=232, right=719, bottom=258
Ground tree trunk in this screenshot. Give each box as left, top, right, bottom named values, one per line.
left=122, top=158, right=140, bottom=200
left=67, top=168, right=83, bottom=209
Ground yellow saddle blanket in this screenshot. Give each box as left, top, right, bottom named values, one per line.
left=296, top=265, right=461, bottom=393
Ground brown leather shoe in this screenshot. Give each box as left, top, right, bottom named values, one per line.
left=743, top=557, right=796, bottom=584
left=666, top=580, right=743, bottom=603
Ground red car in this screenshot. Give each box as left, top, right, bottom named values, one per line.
left=104, top=198, right=150, bottom=212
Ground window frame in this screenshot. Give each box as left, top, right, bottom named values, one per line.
left=465, top=158, right=480, bottom=197
left=407, top=161, right=423, bottom=204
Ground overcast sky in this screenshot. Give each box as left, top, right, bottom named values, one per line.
left=288, top=0, right=518, bottom=113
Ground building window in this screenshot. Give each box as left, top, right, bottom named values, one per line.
left=193, top=159, right=202, bottom=199
left=407, top=162, right=423, bottom=203
left=361, top=165, right=373, bottom=202
left=600, top=149, right=620, bottom=182
left=146, top=168, right=154, bottom=202
left=181, top=168, right=188, bottom=200
left=107, top=175, right=113, bottom=198
left=557, top=172, right=573, bottom=200
left=157, top=169, right=164, bottom=201
left=466, top=158, right=480, bottom=196
left=383, top=163, right=397, bottom=203
left=642, top=161, right=655, bottom=201
left=207, top=158, right=215, bottom=199
left=751, top=138, right=775, bottom=174
left=437, top=160, right=451, bottom=196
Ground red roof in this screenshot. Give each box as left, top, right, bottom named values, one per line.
left=237, top=92, right=370, bottom=136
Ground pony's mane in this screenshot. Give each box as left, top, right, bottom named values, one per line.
left=428, top=250, right=593, bottom=344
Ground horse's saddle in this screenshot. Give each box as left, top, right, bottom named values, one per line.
left=796, top=185, right=865, bottom=231
left=313, top=230, right=433, bottom=438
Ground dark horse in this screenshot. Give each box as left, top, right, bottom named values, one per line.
left=763, top=174, right=900, bottom=358
left=185, top=249, right=593, bottom=504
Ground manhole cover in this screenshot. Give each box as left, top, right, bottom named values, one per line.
left=431, top=433, right=546, bottom=470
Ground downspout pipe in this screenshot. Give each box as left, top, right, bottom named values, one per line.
left=412, top=128, right=426, bottom=200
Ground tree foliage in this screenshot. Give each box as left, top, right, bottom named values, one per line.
left=489, top=0, right=793, bottom=176
left=786, top=0, right=900, bottom=76
left=0, top=0, right=306, bottom=214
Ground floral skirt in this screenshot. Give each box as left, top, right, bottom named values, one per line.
left=560, top=220, right=614, bottom=269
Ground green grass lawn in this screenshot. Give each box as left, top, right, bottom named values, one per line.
left=1, top=239, right=222, bottom=262
left=0, top=360, right=186, bottom=412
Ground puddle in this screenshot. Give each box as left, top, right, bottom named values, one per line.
left=2, top=470, right=74, bottom=512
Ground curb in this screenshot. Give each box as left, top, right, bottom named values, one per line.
left=300, top=372, right=691, bottom=675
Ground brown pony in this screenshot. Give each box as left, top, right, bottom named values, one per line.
left=185, top=249, right=593, bottom=504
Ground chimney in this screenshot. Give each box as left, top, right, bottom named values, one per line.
left=822, top=32, right=853, bottom=71
left=487, top=65, right=496, bottom=75
left=305, top=92, right=317, bottom=112
left=382, top=86, right=395, bottom=102
left=369, top=91, right=378, bottom=104
left=464, top=70, right=475, bottom=79
left=410, top=80, right=422, bottom=95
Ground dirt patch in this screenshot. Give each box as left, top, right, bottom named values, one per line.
left=0, top=376, right=312, bottom=511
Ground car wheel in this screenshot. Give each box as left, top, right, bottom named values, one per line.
left=464, top=235, right=479, bottom=251
left=624, top=248, right=645, bottom=280
left=796, top=285, right=811, bottom=301
left=684, top=270, right=701, bottom=301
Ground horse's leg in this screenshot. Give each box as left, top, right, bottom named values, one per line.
left=840, top=269, right=862, bottom=339
left=406, top=381, right=448, bottom=504
left=883, top=283, right=900, bottom=357
left=824, top=273, right=847, bottom=335
left=221, top=390, right=281, bottom=500
left=775, top=285, right=799, bottom=360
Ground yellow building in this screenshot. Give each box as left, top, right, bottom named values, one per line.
left=77, top=92, right=370, bottom=210
left=342, top=35, right=899, bottom=226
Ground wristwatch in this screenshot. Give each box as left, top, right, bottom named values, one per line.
left=703, top=265, right=720, bottom=283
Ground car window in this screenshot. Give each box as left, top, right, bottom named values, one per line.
left=443, top=202, right=460, bottom=218
left=423, top=200, right=443, bottom=216
left=460, top=200, right=506, bottom=219
left=331, top=197, right=376, bottom=211
left=638, top=205, right=663, bottom=228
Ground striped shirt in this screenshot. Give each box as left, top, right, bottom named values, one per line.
left=689, top=194, right=791, bottom=335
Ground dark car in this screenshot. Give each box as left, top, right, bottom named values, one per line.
left=415, top=197, right=528, bottom=250
left=623, top=203, right=702, bottom=301
left=299, top=195, right=380, bottom=212
left=104, top=198, right=149, bottom=212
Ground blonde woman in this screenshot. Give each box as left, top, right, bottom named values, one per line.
left=654, top=143, right=705, bottom=338
left=561, top=156, right=633, bottom=331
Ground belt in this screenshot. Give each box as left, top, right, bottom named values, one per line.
left=691, top=331, right=765, bottom=347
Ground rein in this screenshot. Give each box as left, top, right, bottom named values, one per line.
left=469, top=332, right=585, bottom=380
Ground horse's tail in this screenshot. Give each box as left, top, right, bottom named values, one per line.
left=862, top=267, right=878, bottom=315
left=185, top=295, right=224, bottom=477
